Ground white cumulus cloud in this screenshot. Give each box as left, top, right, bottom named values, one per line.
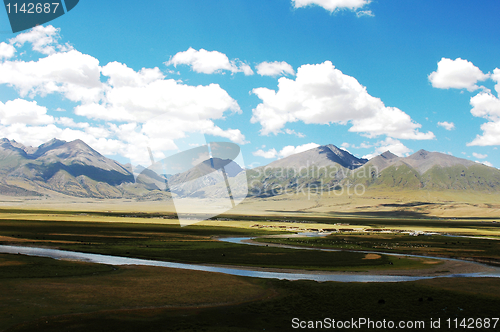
left=102, top=62, right=164, bottom=88
left=492, top=68, right=500, bottom=96
left=253, top=143, right=319, bottom=159
left=0, top=99, right=53, bottom=125
left=279, top=143, right=320, bottom=158
left=284, top=128, right=305, bottom=137
left=475, top=160, right=494, bottom=167
left=362, top=138, right=412, bottom=160
left=356, top=10, right=374, bottom=17
left=292, top=0, right=371, bottom=13
left=467, top=90, right=500, bottom=146
left=0, top=49, right=103, bottom=102
left=428, top=58, right=490, bottom=92
left=472, top=152, right=487, bottom=159
left=430, top=59, right=500, bottom=147
left=0, top=26, right=248, bottom=165
left=437, top=121, right=455, bottom=130
left=9, top=25, right=72, bottom=55
left=256, top=61, right=295, bottom=77
left=0, top=42, right=15, bottom=59
left=468, top=119, right=500, bottom=146
left=166, top=48, right=253, bottom=75
left=253, top=148, right=278, bottom=159
left=251, top=61, right=434, bottom=140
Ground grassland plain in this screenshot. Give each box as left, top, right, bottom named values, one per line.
left=1, top=253, right=500, bottom=332
left=1, top=187, right=500, bottom=219
left=0, top=208, right=499, bottom=331
left=0, top=254, right=271, bottom=331
left=255, top=233, right=500, bottom=265
left=0, top=218, right=434, bottom=272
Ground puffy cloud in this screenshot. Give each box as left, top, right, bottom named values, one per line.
left=166, top=48, right=253, bottom=75
left=472, top=152, right=487, bottom=159
left=279, top=142, right=320, bottom=158
left=204, top=125, right=247, bottom=145
left=0, top=99, right=53, bottom=125
left=492, top=68, right=500, bottom=95
left=101, top=62, right=164, bottom=88
left=0, top=42, right=15, bottom=59
left=467, top=91, right=500, bottom=146
left=239, top=63, right=254, bottom=76
left=9, top=25, right=72, bottom=55
left=256, top=61, right=295, bottom=77
left=75, top=79, right=247, bottom=162
left=428, top=58, right=490, bottom=91
left=468, top=120, right=500, bottom=146
left=292, top=0, right=371, bottom=12
left=349, top=107, right=435, bottom=139
left=55, top=117, right=89, bottom=129
left=0, top=123, right=62, bottom=147
left=341, top=142, right=372, bottom=149
left=470, top=91, right=500, bottom=120
left=429, top=59, right=500, bottom=147
left=0, top=121, right=125, bottom=156
left=362, top=138, right=412, bottom=160
left=78, top=79, right=241, bottom=123
left=475, top=160, right=494, bottom=167
left=0, top=27, right=248, bottom=165
left=0, top=50, right=102, bottom=102
left=437, top=121, right=455, bottom=130
left=253, top=142, right=319, bottom=159
left=252, top=61, right=434, bottom=140
left=356, top=10, right=374, bottom=17
left=253, top=148, right=278, bottom=159
left=284, top=129, right=305, bottom=137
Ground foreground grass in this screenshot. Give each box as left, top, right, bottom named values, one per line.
left=2, top=254, right=500, bottom=331
left=0, top=253, right=115, bottom=279
left=0, top=219, right=434, bottom=271
left=0, top=254, right=269, bottom=331
left=256, top=233, right=500, bottom=265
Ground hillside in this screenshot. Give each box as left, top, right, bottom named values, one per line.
left=1, top=138, right=499, bottom=201
left=349, top=150, right=500, bottom=192
left=0, top=138, right=137, bottom=198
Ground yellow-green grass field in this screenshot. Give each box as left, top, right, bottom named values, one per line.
left=1, top=188, right=499, bottom=220
left=0, top=217, right=440, bottom=272
left=1, top=252, right=500, bottom=332
left=0, top=205, right=499, bottom=331
left=0, top=254, right=269, bottom=331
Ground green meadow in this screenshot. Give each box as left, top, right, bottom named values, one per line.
left=1, top=253, right=500, bottom=332
left=256, top=233, right=500, bottom=265
left=0, top=217, right=433, bottom=271
left=0, top=208, right=499, bottom=331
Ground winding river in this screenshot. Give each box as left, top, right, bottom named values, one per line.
left=1, top=235, right=500, bottom=283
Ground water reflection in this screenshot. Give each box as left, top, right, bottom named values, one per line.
left=1, top=242, right=499, bottom=283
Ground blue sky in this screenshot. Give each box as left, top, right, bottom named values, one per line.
left=0, top=0, right=499, bottom=169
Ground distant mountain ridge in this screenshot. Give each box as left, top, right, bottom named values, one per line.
left=222, top=144, right=500, bottom=197
left=0, top=138, right=136, bottom=198
left=350, top=149, right=500, bottom=191
left=267, top=144, right=367, bottom=169
left=0, top=138, right=498, bottom=199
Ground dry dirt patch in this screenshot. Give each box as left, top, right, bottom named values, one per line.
left=363, top=254, right=381, bottom=260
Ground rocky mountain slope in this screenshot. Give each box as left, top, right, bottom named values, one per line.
left=350, top=149, right=500, bottom=191
left=0, top=138, right=499, bottom=199
left=0, top=138, right=136, bottom=198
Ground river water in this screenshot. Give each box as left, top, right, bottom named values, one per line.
left=1, top=236, right=500, bottom=283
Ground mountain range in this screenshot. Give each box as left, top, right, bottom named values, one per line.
left=0, top=138, right=499, bottom=199
left=0, top=138, right=136, bottom=198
